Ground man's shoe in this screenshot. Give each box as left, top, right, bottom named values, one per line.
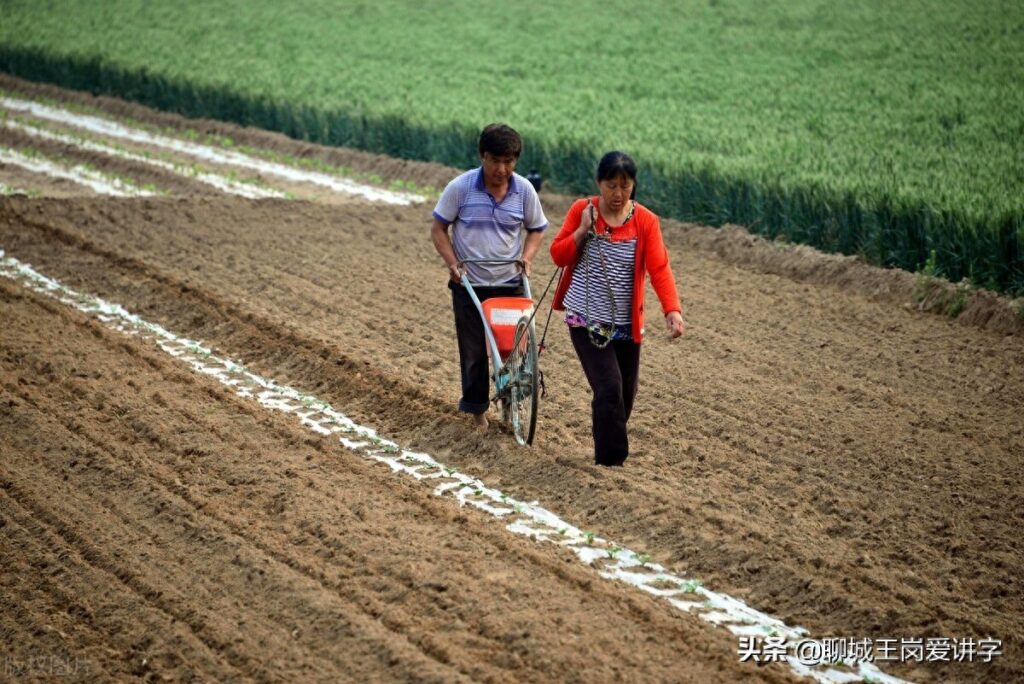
left=472, top=413, right=489, bottom=432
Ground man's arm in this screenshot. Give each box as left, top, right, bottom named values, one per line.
left=519, top=229, right=544, bottom=277
left=430, top=217, right=462, bottom=283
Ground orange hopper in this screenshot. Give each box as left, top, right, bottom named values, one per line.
left=481, top=297, right=534, bottom=359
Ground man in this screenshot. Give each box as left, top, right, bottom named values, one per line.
left=430, top=123, right=549, bottom=430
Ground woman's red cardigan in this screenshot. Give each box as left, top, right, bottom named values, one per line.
left=550, top=197, right=682, bottom=343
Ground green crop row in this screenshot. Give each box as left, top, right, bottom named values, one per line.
left=1, top=0, right=1021, bottom=293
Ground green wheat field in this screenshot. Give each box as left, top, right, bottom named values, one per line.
left=1, top=0, right=1021, bottom=292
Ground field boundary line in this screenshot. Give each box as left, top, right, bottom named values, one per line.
left=1, top=96, right=426, bottom=205
left=0, top=247, right=907, bottom=684
left=2, top=117, right=283, bottom=199
left=0, top=146, right=156, bottom=197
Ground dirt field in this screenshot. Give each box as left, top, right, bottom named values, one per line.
left=2, top=74, right=1022, bottom=682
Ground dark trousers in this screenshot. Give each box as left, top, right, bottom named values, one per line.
left=450, top=281, right=523, bottom=414
left=569, top=326, right=641, bottom=466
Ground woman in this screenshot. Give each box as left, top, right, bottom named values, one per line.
left=550, top=151, right=685, bottom=466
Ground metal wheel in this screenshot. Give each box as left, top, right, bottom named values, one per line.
left=506, top=316, right=539, bottom=446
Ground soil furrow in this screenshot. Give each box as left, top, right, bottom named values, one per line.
left=2, top=278, right=785, bottom=682
left=2, top=71, right=1022, bottom=681
left=0, top=487, right=249, bottom=681
left=3, top=199, right=1021, bottom=682
left=0, top=287, right=487, bottom=682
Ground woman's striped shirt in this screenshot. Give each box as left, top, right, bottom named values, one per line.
left=563, top=235, right=636, bottom=327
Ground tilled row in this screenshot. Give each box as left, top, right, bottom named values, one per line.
left=1, top=272, right=773, bottom=681
left=0, top=93, right=425, bottom=205
left=3, top=195, right=1022, bottom=682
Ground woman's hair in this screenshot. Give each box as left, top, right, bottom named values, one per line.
left=478, top=123, right=523, bottom=159
left=596, top=151, right=637, bottom=199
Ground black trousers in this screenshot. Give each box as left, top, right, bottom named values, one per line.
left=569, top=326, right=641, bottom=466
left=449, top=281, right=524, bottom=414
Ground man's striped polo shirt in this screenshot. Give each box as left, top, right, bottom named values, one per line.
left=433, top=168, right=548, bottom=285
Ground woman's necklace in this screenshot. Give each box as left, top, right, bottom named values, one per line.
left=599, top=200, right=635, bottom=230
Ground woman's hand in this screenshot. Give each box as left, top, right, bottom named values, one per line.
left=573, top=202, right=595, bottom=245
left=665, top=311, right=685, bottom=338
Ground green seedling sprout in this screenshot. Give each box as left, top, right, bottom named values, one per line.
left=680, top=579, right=702, bottom=593
left=583, top=531, right=595, bottom=546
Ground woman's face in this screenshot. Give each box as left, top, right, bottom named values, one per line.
left=597, top=174, right=634, bottom=213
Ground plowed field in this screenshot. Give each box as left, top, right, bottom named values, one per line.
left=2, top=74, right=1022, bottom=683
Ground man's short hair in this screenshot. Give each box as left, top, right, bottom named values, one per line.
left=478, top=123, right=523, bottom=159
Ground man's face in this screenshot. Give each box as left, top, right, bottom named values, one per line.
left=481, top=151, right=517, bottom=188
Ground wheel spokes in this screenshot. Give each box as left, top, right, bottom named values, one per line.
left=497, top=317, right=539, bottom=446
left=505, top=317, right=537, bottom=446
